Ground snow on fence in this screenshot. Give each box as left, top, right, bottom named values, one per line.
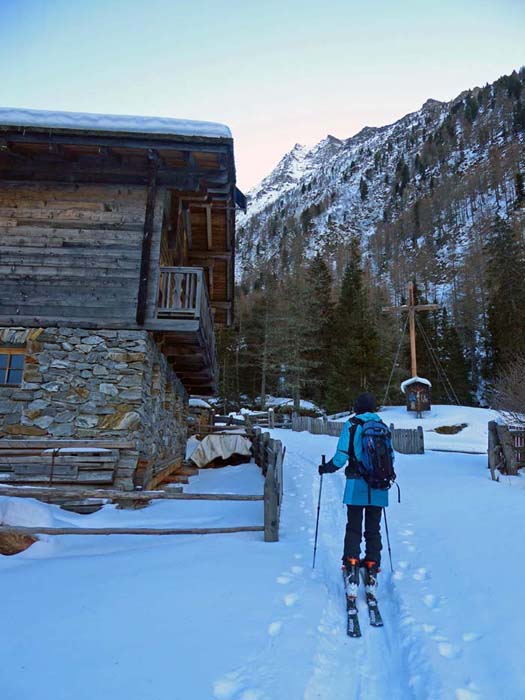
left=251, top=427, right=285, bottom=542
left=291, top=416, right=424, bottom=454
left=487, top=421, right=525, bottom=479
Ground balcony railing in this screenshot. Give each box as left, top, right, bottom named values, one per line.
left=156, top=267, right=217, bottom=384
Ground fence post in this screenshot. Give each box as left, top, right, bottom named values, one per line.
left=495, top=423, right=518, bottom=475
left=417, top=426, right=424, bottom=453
left=264, top=439, right=283, bottom=543
left=488, top=420, right=501, bottom=480
left=268, top=408, right=275, bottom=429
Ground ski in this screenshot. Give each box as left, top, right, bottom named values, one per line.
left=342, top=569, right=362, bottom=637
left=346, top=595, right=362, bottom=637
left=360, top=569, right=384, bottom=627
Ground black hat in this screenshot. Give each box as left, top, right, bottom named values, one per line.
left=353, top=392, right=377, bottom=414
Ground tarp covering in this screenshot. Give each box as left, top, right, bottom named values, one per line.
left=190, top=434, right=252, bottom=468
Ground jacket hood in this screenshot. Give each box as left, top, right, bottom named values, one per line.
left=354, top=412, right=381, bottom=421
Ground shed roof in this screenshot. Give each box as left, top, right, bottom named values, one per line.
left=400, top=376, right=432, bottom=394
left=0, top=107, right=232, bottom=141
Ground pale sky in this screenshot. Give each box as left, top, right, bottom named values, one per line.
left=1, top=0, right=524, bottom=190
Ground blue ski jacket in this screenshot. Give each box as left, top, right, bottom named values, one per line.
left=330, top=411, right=389, bottom=507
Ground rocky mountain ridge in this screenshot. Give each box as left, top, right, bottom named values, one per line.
left=236, top=70, right=525, bottom=308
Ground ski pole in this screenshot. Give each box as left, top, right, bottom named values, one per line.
left=382, top=507, right=394, bottom=573
left=312, top=455, right=325, bottom=569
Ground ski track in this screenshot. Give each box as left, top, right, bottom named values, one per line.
left=213, top=437, right=443, bottom=700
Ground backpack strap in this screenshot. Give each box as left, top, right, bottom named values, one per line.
left=345, top=417, right=363, bottom=477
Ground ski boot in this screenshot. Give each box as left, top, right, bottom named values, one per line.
left=343, top=557, right=360, bottom=598
left=361, top=560, right=380, bottom=594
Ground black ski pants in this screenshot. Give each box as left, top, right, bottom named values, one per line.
left=343, top=505, right=382, bottom=566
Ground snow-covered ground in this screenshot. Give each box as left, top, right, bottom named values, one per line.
left=1, top=422, right=524, bottom=700
left=331, top=405, right=499, bottom=453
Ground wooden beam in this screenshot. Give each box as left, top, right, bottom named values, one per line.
left=206, top=204, right=213, bottom=249
left=1, top=130, right=232, bottom=153
left=0, top=485, right=263, bottom=501
left=182, top=203, right=192, bottom=248
left=0, top=525, right=265, bottom=536
left=0, top=160, right=229, bottom=189
left=189, top=251, right=232, bottom=261
left=0, top=439, right=134, bottom=449
left=136, top=159, right=158, bottom=325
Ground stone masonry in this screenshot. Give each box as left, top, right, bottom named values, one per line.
left=0, top=327, right=188, bottom=489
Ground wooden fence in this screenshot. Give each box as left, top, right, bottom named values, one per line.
left=0, top=429, right=285, bottom=542
left=292, top=416, right=343, bottom=437
left=291, top=416, right=424, bottom=454
left=389, top=425, right=425, bottom=454
left=487, top=421, right=525, bottom=479
left=251, top=427, right=285, bottom=542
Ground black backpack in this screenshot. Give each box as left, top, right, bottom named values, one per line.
left=345, top=417, right=400, bottom=503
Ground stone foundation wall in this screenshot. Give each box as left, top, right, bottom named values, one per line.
left=0, top=327, right=188, bottom=487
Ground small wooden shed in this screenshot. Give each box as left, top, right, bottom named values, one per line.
left=401, top=376, right=432, bottom=413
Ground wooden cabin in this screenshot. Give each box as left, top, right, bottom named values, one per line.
left=401, top=377, right=432, bottom=413
left=0, top=107, right=245, bottom=491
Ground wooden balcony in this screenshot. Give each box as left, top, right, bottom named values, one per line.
left=151, top=267, right=218, bottom=395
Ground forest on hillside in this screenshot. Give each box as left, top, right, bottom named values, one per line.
left=222, top=70, right=525, bottom=413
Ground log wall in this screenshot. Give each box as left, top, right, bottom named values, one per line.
left=0, top=182, right=155, bottom=326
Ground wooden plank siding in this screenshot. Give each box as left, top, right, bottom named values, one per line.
left=0, top=182, right=147, bottom=324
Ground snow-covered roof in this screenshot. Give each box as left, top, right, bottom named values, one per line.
left=0, top=107, right=232, bottom=140
left=400, top=376, right=432, bottom=394
left=189, top=398, right=212, bottom=409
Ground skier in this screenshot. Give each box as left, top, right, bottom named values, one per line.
left=318, top=392, right=394, bottom=601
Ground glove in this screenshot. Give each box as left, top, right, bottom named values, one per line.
left=318, top=459, right=338, bottom=475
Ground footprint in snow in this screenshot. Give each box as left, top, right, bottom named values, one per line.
left=284, top=593, right=299, bottom=606
left=423, top=594, right=438, bottom=609
left=393, top=570, right=404, bottom=581
left=276, top=576, right=291, bottom=584
left=400, top=529, right=415, bottom=536
left=291, top=565, right=303, bottom=574
left=413, top=568, right=430, bottom=581
left=213, top=677, right=241, bottom=699
left=462, top=632, right=483, bottom=642
left=294, top=553, right=303, bottom=560
left=455, top=686, right=481, bottom=700
left=421, top=623, right=437, bottom=634
left=398, top=561, right=410, bottom=569
left=268, top=621, right=282, bottom=637
left=239, top=691, right=263, bottom=700
left=438, top=642, right=461, bottom=658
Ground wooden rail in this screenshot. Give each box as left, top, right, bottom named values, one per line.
left=0, top=485, right=263, bottom=501
left=0, top=525, right=264, bottom=537
left=156, top=265, right=217, bottom=380
left=157, top=266, right=203, bottom=317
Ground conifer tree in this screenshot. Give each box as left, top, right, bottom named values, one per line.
left=302, top=255, right=334, bottom=405
left=326, top=239, right=384, bottom=412
left=485, top=216, right=525, bottom=369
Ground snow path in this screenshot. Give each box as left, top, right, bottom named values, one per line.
left=1, top=428, right=525, bottom=699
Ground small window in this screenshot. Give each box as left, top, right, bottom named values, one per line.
left=0, top=349, right=25, bottom=386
